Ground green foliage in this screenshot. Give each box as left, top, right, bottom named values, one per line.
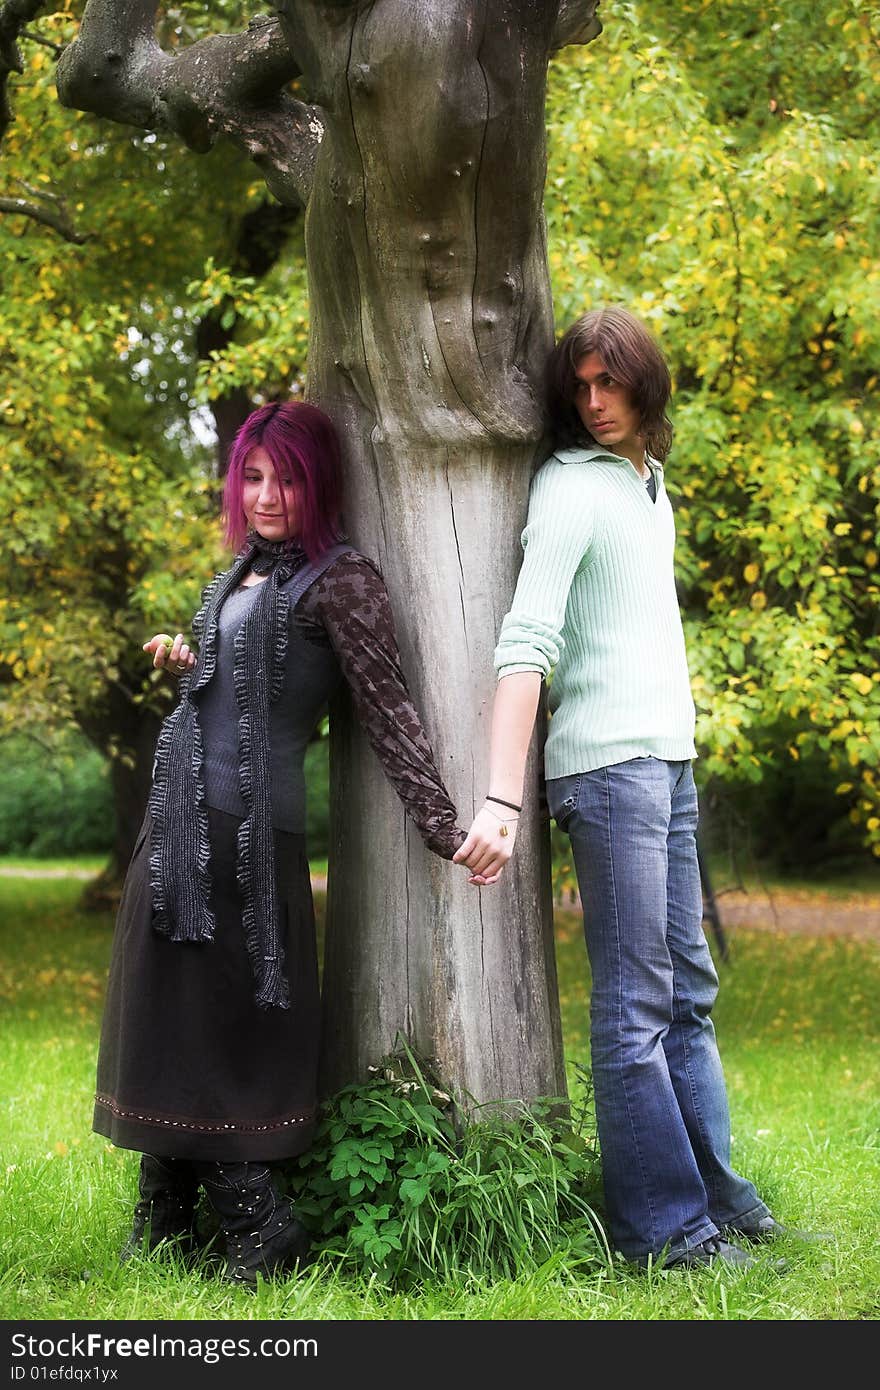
left=0, top=732, right=112, bottom=857
left=303, top=733, right=330, bottom=860
left=546, top=0, right=880, bottom=865
left=286, top=1042, right=608, bottom=1285
left=187, top=245, right=309, bottom=405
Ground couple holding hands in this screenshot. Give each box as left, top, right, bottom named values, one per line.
left=94, top=307, right=783, bottom=1286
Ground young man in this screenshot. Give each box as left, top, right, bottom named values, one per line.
left=454, top=306, right=785, bottom=1270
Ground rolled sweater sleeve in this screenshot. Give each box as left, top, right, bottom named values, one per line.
left=494, top=459, right=596, bottom=680
left=298, top=553, right=466, bottom=860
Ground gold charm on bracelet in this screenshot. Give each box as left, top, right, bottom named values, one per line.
left=500, top=825, right=509, bottom=837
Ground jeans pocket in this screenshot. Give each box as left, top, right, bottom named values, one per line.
left=546, top=773, right=582, bottom=832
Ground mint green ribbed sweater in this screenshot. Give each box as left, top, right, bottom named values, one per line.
left=494, top=445, right=697, bottom=779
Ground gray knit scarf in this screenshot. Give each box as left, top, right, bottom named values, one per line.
left=148, top=534, right=311, bottom=1010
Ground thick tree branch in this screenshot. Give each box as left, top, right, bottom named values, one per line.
left=0, top=0, right=47, bottom=140
left=0, top=180, right=91, bottom=242
left=552, top=0, right=603, bottom=52
left=22, top=25, right=62, bottom=55
left=0, top=2, right=91, bottom=246
left=56, top=4, right=323, bottom=207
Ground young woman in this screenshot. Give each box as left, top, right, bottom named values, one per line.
left=94, top=400, right=465, bottom=1286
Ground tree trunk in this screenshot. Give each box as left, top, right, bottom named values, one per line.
left=283, top=2, right=568, bottom=1106
left=78, top=690, right=161, bottom=909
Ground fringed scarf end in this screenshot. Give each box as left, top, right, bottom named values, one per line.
left=254, top=955, right=290, bottom=1011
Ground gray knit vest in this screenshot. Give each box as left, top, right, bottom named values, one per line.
left=196, top=582, right=341, bottom=833
left=148, top=541, right=352, bottom=1009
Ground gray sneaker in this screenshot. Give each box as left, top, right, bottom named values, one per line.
left=723, top=1214, right=832, bottom=1244
left=663, top=1236, right=759, bottom=1271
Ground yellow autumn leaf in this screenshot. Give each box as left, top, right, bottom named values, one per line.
left=830, top=720, right=856, bottom=740
left=743, top=562, right=760, bottom=583
left=750, top=591, right=767, bottom=610
left=850, top=673, right=873, bottom=695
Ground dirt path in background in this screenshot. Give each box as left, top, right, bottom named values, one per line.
left=553, top=883, right=880, bottom=941
left=0, top=866, right=98, bottom=879
left=298, top=875, right=880, bottom=942
left=3, top=868, right=878, bottom=941
left=705, top=887, right=880, bottom=941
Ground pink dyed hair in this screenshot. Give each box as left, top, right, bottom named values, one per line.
left=222, top=400, right=345, bottom=562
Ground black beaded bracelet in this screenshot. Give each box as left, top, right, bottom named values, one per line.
left=485, top=794, right=522, bottom=813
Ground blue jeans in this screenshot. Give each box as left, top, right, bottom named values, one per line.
left=546, top=757, right=768, bottom=1263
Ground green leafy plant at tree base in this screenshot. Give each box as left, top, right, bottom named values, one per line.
left=285, top=1040, right=610, bottom=1285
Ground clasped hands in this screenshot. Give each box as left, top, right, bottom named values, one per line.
left=141, top=632, right=516, bottom=886
left=452, top=803, right=520, bottom=887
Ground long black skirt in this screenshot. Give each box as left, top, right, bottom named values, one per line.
left=93, top=806, right=320, bottom=1162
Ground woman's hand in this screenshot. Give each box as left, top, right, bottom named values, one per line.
left=452, top=804, right=520, bottom=886
left=143, top=632, right=196, bottom=678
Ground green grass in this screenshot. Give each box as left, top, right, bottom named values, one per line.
left=1, top=871, right=878, bottom=1321
left=0, top=854, right=109, bottom=875
left=701, top=853, right=880, bottom=901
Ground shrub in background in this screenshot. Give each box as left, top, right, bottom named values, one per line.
left=699, top=749, right=872, bottom=880
left=1, top=732, right=113, bottom=857
left=0, top=728, right=329, bottom=864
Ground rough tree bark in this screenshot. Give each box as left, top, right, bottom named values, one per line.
left=57, top=1, right=602, bottom=1111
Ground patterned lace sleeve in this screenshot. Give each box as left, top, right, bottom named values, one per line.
left=297, top=553, right=466, bottom=860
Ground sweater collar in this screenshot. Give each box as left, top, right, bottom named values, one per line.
left=552, top=443, right=663, bottom=475
left=247, top=532, right=307, bottom=576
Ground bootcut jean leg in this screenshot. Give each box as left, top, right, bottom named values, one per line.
left=662, top=765, right=770, bottom=1233
left=547, top=757, right=766, bottom=1264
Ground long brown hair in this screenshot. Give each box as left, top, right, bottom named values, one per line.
left=544, top=306, right=673, bottom=460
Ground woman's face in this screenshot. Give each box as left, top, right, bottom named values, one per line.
left=242, top=447, right=299, bottom=541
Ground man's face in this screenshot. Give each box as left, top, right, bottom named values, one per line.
left=573, top=351, right=642, bottom=459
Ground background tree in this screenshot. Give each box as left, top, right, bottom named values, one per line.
left=545, top=0, right=880, bottom=873
left=0, top=2, right=308, bottom=894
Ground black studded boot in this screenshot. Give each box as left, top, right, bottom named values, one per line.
left=120, top=1154, right=202, bottom=1263
left=193, top=1161, right=311, bottom=1287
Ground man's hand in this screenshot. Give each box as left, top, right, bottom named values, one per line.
left=453, top=804, right=520, bottom=886
left=143, top=632, right=196, bottom=677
